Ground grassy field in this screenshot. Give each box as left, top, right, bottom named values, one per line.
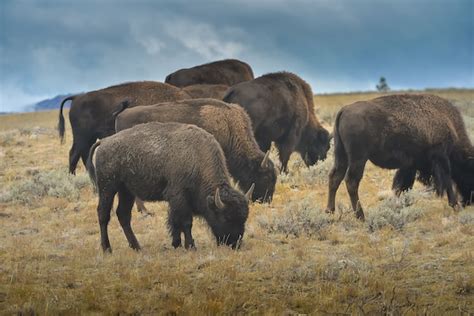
left=0, top=89, right=473, bottom=314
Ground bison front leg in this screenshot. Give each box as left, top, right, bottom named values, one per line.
left=167, top=209, right=182, bottom=249
left=168, top=198, right=195, bottom=249
left=345, top=159, right=367, bottom=220
left=276, top=133, right=301, bottom=174
left=431, top=153, right=459, bottom=210
left=117, top=188, right=141, bottom=251
left=392, top=168, right=416, bottom=196
left=182, top=217, right=195, bottom=250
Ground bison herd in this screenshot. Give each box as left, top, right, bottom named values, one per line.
left=58, top=59, right=474, bottom=252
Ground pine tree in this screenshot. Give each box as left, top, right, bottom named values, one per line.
left=376, top=77, right=390, bottom=92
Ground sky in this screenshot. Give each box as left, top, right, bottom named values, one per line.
left=0, top=0, right=473, bottom=112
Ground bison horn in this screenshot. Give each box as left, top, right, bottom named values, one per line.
left=244, top=183, right=255, bottom=201
left=215, top=188, right=225, bottom=210
left=260, top=150, right=271, bottom=169
left=329, top=133, right=334, bottom=141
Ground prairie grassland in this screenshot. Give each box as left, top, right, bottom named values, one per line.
left=0, top=89, right=473, bottom=315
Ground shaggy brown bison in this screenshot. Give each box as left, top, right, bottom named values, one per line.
left=326, top=94, right=474, bottom=220
left=87, top=122, right=252, bottom=252
left=58, top=81, right=189, bottom=175
left=114, top=98, right=277, bottom=203
left=223, top=72, right=331, bottom=173
left=165, top=59, right=254, bottom=87
left=181, top=84, right=229, bottom=99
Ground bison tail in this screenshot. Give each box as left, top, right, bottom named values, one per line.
left=332, top=110, right=347, bottom=162
left=58, top=96, right=76, bottom=144
left=86, top=140, right=101, bottom=193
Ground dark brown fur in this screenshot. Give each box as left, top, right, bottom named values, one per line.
left=326, top=94, right=474, bottom=220
left=58, top=81, right=190, bottom=174
left=114, top=98, right=277, bottom=202
left=182, top=84, right=230, bottom=99
left=165, top=59, right=254, bottom=87
left=87, top=122, right=249, bottom=252
left=223, top=72, right=330, bottom=172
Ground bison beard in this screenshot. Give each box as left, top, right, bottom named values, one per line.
left=326, top=94, right=474, bottom=220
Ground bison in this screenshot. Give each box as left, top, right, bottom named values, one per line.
left=87, top=122, right=253, bottom=252
left=58, top=81, right=190, bottom=175
left=223, top=72, right=331, bottom=173
left=165, top=59, right=254, bottom=87
left=181, top=84, right=230, bottom=99
left=326, top=94, right=474, bottom=220
left=114, top=98, right=277, bottom=203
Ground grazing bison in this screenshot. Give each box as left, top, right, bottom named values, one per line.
left=114, top=98, right=277, bottom=203
left=182, top=84, right=229, bottom=99
left=326, top=94, right=474, bottom=220
left=165, top=59, right=254, bottom=87
left=87, top=122, right=252, bottom=252
left=223, top=72, right=331, bottom=173
left=58, top=81, right=190, bottom=175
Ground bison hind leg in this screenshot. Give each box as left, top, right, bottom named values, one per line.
left=392, top=168, right=416, bottom=196
left=344, top=159, right=367, bottom=220
left=117, top=187, right=141, bottom=250
left=69, top=137, right=97, bottom=175
left=97, top=189, right=116, bottom=253
left=325, top=152, right=348, bottom=214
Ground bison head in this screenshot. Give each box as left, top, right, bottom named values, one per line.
left=298, top=126, right=331, bottom=167
left=242, top=150, right=277, bottom=203
left=206, top=186, right=250, bottom=248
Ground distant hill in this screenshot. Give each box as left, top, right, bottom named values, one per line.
left=30, top=93, right=79, bottom=112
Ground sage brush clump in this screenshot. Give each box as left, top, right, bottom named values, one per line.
left=258, top=197, right=333, bottom=237
left=0, top=169, right=90, bottom=205
left=366, top=191, right=424, bottom=231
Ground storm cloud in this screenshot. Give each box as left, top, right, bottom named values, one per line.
left=0, top=0, right=472, bottom=111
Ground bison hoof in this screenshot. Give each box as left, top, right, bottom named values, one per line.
left=102, top=247, right=112, bottom=254
left=130, top=244, right=141, bottom=251
left=355, top=211, right=365, bottom=221
left=452, top=203, right=463, bottom=213
left=325, top=208, right=335, bottom=214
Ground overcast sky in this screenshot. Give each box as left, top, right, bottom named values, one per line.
left=0, top=0, right=473, bottom=112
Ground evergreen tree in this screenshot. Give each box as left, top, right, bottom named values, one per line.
left=376, top=77, right=390, bottom=92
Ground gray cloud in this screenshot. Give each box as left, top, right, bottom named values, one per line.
left=0, top=0, right=472, bottom=112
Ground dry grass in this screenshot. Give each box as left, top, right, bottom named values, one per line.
left=0, top=89, right=473, bottom=314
